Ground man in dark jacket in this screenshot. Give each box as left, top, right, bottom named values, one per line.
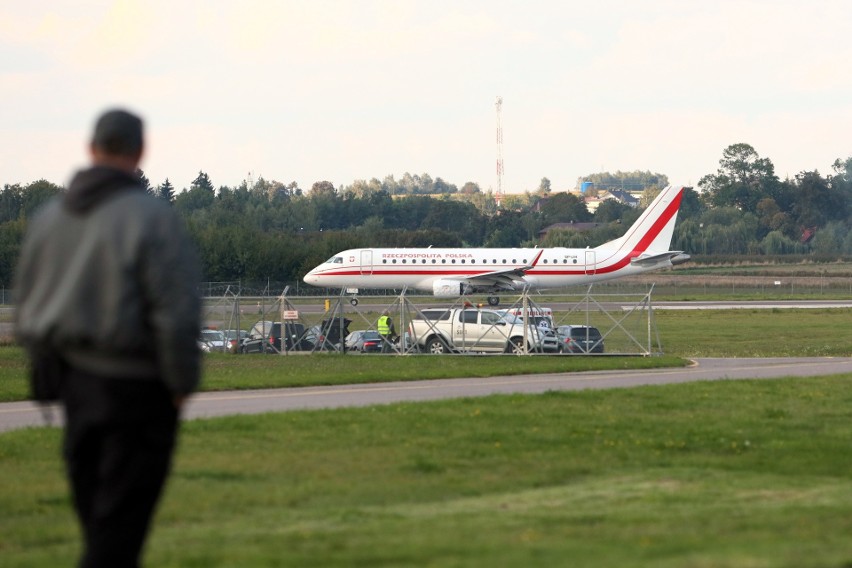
left=14, top=108, right=202, bottom=568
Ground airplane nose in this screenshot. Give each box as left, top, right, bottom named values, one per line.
left=303, top=270, right=319, bottom=285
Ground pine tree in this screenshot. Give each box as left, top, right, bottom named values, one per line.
left=157, top=178, right=175, bottom=203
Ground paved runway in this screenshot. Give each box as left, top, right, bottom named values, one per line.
left=3, top=357, right=851, bottom=433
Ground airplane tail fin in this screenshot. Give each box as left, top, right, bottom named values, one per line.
left=603, top=185, right=685, bottom=256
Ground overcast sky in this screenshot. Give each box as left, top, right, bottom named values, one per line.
left=2, top=1, right=850, bottom=194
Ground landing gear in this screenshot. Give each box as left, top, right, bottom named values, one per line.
left=487, top=296, right=500, bottom=306
left=349, top=297, right=359, bottom=306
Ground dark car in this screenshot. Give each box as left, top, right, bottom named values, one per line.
left=222, top=329, right=249, bottom=353
left=556, top=325, right=605, bottom=354
left=313, top=317, right=352, bottom=351
left=241, top=321, right=313, bottom=353
left=344, top=330, right=383, bottom=353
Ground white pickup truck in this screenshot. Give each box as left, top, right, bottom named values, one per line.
left=407, top=307, right=558, bottom=354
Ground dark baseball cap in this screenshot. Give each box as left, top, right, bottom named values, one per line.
left=91, top=109, right=144, bottom=156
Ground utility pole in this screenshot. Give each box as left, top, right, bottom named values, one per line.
left=495, top=96, right=504, bottom=208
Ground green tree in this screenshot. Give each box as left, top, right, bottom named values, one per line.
left=310, top=180, right=336, bottom=198
left=174, top=185, right=215, bottom=213
left=21, top=179, right=63, bottom=218
left=433, top=177, right=457, bottom=194
left=791, top=171, right=847, bottom=230
left=761, top=230, right=805, bottom=255
left=157, top=178, right=175, bottom=203
left=460, top=182, right=481, bottom=195
left=678, top=187, right=705, bottom=219
left=755, top=197, right=793, bottom=238
left=137, top=169, right=154, bottom=195
left=540, top=192, right=592, bottom=225
left=593, top=199, right=631, bottom=223
left=0, top=184, right=23, bottom=222
left=698, top=143, right=779, bottom=213
left=831, top=156, right=852, bottom=188
left=576, top=170, right=668, bottom=193
left=0, top=218, right=25, bottom=285
left=809, top=221, right=848, bottom=255
left=539, top=177, right=552, bottom=194
left=191, top=171, right=215, bottom=193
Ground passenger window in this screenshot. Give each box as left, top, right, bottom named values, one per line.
left=481, top=312, right=500, bottom=325
left=460, top=310, right=477, bottom=324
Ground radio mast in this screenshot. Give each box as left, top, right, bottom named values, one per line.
left=495, top=96, right=504, bottom=207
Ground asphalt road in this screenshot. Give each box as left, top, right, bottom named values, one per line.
left=3, top=356, right=851, bottom=433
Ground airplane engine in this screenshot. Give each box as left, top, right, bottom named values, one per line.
left=432, top=279, right=473, bottom=297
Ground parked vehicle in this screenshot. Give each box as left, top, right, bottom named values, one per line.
left=198, top=329, right=226, bottom=353
left=495, top=307, right=554, bottom=329
left=313, top=317, right=352, bottom=351
left=344, top=330, right=383, bottom=353
left=496, top=309, right=559, bottom=353
left=222, top=329, right=249, bottom=353
left=241, top=321, right=313, bottom=353
left=556, top=325, right=605, bottom=354
left=408, top=307, right=557, bottom=354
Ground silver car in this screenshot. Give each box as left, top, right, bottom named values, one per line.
left=198, top=329, right=226, bottom=353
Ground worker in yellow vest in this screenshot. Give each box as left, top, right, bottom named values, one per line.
left=377, top=310, right=396, bottom=353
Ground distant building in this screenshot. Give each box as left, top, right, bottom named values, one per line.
left=584, top=189, right=640, bottom=213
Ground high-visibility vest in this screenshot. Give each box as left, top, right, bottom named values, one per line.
left=378, top=315, right=391, bottom=336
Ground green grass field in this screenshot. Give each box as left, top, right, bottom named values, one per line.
left=2, top=308, right=852, bottom=566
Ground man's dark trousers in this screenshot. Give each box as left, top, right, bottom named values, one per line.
left=61, top=366, right=179, bottom=568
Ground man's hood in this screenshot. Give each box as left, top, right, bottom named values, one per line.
left=64, top=166, right=144, bottom=214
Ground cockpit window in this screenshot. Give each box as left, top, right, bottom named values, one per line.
left=325, top=256, right=344, bottom=264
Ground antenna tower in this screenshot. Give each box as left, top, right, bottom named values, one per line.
left=495, top=96, right=504, bottom=207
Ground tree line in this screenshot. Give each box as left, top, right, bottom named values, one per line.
left=2, top=143, right=851, bottom=289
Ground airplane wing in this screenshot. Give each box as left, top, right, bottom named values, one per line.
left=630, top=251, right=690, bottom=267
left=459, top=250, right=544, bottom=290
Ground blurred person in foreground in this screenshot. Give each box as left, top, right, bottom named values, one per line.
left=14, top=108, right=202, bottom=568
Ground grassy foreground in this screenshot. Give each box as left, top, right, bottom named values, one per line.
left=2, top=308, right=851, bottom=566
left=2, top=376, right=852, bottom=567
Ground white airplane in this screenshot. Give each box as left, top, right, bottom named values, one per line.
left=304, top=185, right=690, bottom=305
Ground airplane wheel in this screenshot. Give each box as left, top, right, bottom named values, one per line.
left=350, top=297, right=359, bottom=306
left=487, top=296, right=500, bottom=306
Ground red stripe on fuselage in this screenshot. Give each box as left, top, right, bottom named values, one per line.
left=310, top=188, right=682, bottom=282
left=527, top=187, right=683, bottom=277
